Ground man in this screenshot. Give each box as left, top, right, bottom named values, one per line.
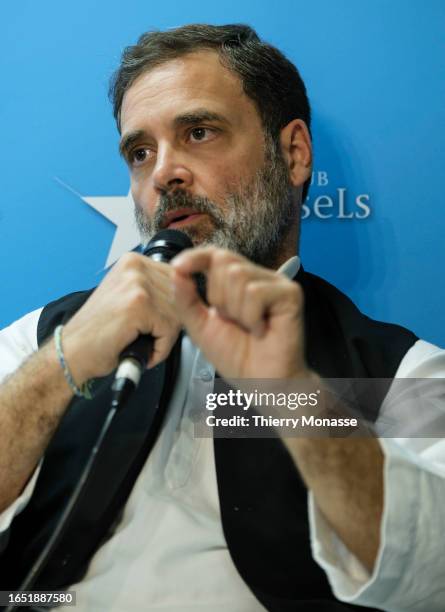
left=0, top=23, right=444, bottom=611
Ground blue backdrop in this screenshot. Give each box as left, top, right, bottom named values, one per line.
left=1, top=0, right=444, bottom=346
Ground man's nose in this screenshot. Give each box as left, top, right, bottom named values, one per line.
left=152, top=146, right=193, bottom=194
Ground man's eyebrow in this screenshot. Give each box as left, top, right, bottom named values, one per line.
left=119, top=130, right=146, bottom=159
left=173, top=109, right=229, bottom=128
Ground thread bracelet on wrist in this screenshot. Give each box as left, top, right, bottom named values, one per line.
left=54, top=324, right=92, bottom=400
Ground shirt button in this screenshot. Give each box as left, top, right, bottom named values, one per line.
left=199, top=369, right=213, bottom=382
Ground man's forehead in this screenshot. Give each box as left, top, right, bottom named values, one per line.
left=119, top=50, right=257, bottom=132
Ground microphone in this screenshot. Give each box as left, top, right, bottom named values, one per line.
left=111, top=229, right=193, bottom=408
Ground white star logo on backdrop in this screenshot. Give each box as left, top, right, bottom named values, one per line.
left=55, top=178, right=141, bottom=268
left=82, top=190, right=141, bottom=268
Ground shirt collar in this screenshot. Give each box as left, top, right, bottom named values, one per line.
left=277, top=255, right=301, bottom=280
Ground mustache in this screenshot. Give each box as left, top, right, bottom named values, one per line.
left=152, top=190, right=226, bottom=232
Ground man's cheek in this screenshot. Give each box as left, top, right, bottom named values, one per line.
left=132, top=184, right=157, bottom=220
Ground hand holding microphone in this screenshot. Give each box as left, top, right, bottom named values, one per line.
left=60, top=230, right=192, bottom=404
left=112, top=230, right=193, bottom=406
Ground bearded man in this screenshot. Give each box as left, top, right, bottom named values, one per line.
left=0, top=24, right=444, bottom=612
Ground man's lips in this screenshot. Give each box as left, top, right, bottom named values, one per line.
left=162, top=208, right=206, bottom=229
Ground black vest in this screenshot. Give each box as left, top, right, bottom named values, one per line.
left=0, top=269, right=417, bottom=611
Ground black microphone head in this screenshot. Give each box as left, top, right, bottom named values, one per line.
left=142, top=229, right=193, bottom=262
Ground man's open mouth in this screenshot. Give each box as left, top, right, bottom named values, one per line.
left=162, top=208, right=205, bottom=229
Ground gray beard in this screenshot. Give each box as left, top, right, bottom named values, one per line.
left=134, top=138, right=296, bottom=269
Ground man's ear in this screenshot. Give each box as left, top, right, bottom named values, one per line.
left=280, top=119, right=312, bottom=187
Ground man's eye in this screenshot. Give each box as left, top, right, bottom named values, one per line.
left=129, top=148, right=150, bottom=166
left=189, top=127, right=214, bottom=142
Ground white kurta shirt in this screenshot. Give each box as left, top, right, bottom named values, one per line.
left=1, top=258, right=445, bottom=611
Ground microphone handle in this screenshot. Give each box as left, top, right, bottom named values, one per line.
left=119, top=333, right=154, bottom=370
left=111, top=335, right=154, bottom=408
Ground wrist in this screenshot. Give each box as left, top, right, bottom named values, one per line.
left=54, top=325, right=93, bottom=397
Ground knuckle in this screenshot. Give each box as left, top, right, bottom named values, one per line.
left=194, top=244, right=217, bottom=260
left=119, top=251, right=144, bottom=271
left=245, top=281, right=263, bottom=300
left=214, top=248, right=234, bottom=266
left=228, top=262, right=247, bottom=283
left=121, top=269, right=146, bottom=294
left=128, top=287, right=150, bottom=309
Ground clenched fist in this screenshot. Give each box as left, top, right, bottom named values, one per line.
left=171, top=246, right=311, bottom=381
